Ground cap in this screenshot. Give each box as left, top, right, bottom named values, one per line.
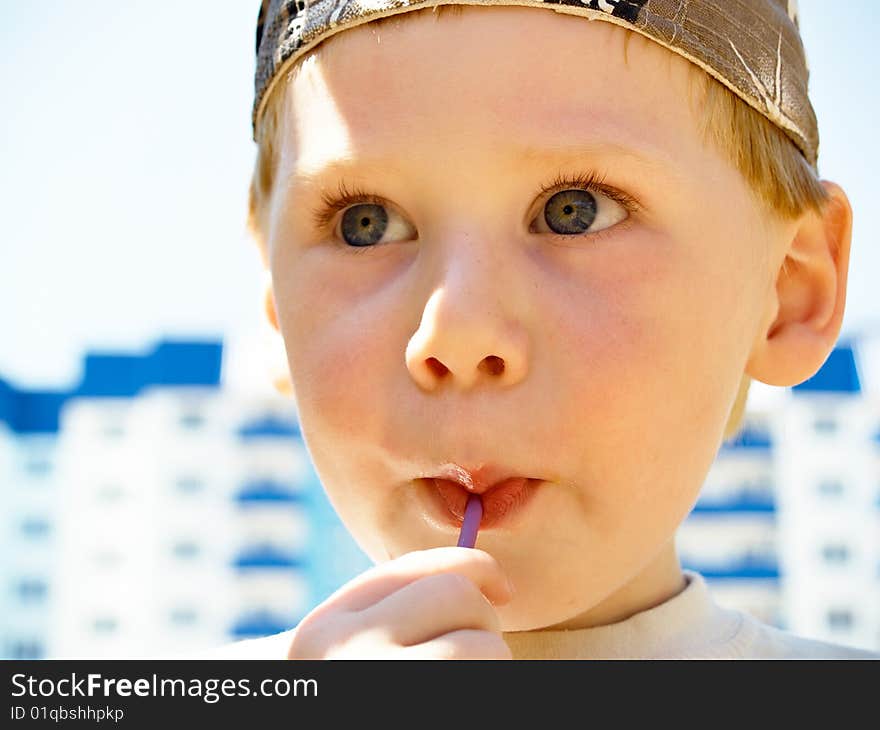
left=253, top=0, right=818, bottom=167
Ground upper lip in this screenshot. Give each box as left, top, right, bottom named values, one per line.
left=425, top=463, right=535, bottom=494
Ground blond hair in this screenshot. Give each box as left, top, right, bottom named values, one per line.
left=247, top=5, right=830, bottom=443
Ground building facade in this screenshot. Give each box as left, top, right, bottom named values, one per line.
left=679, top=340, right=880, bottom=651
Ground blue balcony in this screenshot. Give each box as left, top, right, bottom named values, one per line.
left=234, top=479, right=301, bottom=503
left=230, top=610, right=297, bottom=640
left=692, top=494, right=776, bottom=514
left=236, top=414, right=301, bottom=440
left=681, top=557, right=779, bottom=580
left=232, top=545, right=303, bottom=570
left=719, top=424, right=773, bottom=453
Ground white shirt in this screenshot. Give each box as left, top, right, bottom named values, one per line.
left=183, top=570, right=880, bottom=660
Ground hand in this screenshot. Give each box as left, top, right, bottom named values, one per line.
left=287, top=547, right=514, bottom=659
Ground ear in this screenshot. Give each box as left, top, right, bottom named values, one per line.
left=263, top=272, right=280, bottom=333
left=263, top=274, right=295, bottom=397
left=746, top=180, right=853, bottom=387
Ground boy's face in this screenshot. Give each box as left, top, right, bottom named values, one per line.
left=263, top=7, right=786, bottom=631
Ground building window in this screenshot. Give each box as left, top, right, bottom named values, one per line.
left=92, top=549, right=122, bottom=569
left=179, top=412, right=204, bottom=430
left=96, top=483, right=125, bottom=503
left=24, top=458, right=52, bottom=476
left=20, top=517, right=51, bottom=538
left=744, top=477, right=773, bottom=494
left=821, top=544, right=850, bottom=564
left=92, top=617, right=118, bottom=634
left=817, top=479, right=845, bottom=498
left=16, top=578, right=48, bottom=602
left=103, top=423, right=125, bottom=438
left=171, top=541, right=201, bottom=560
left=827, top=609, right=853, bottom=631
left=174, top=476, right=204, bottom=494
left=8, top=640, right=43, bottom=659
left=169, top=608, right=198, bottom=626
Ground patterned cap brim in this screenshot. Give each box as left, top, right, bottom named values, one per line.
left=253, top=0, right=817, bottom=167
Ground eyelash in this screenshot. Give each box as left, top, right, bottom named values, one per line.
left=536, top=170, right=640, bottom=217
left=308, top=171, right=641, bottom=253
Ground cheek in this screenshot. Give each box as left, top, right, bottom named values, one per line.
left=271, top=250, right=398, bottom=442
left=548, top=229, right=733, bottom=407
left=547, top=230, right=752, bottom=517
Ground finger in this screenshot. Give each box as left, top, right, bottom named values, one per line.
left=401, top=629, right=513, bottom=660
left=356, top=571, right=502, bottom=647
left=317, top=547, right=513, bottom=615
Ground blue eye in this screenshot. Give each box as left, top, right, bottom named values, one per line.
left=531, top=173, right=634, bottom=240
left=310, top=172, right=638, bottom=253
left=543, top=189, right=598, bottom=235
left=340, top=203, right=389, bottom=247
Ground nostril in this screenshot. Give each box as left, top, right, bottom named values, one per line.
left=480, top=355, right=505, bottom=376
left=426, top=357, right=449, bottom=378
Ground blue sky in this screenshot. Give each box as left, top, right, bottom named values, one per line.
left=1, top=1, right=877, bottom=391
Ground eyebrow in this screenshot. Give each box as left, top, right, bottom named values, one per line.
left=284, top=139, right=676, bottom=192
left=284, top=157, right=406, bottom=192
left=515, top=141, right=673, bottom=172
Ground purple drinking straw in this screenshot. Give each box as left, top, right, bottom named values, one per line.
left=456, top=493, right=482, bottom=548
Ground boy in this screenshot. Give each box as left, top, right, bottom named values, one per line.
left=215, top=0, right=878, bottom=658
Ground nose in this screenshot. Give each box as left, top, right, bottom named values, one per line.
left=405, top=244, right=530, bottom=392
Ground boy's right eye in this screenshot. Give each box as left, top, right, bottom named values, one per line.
left=335, top=202, right=416, bottom=250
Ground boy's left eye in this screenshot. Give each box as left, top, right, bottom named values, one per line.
left=530, top=187, right=629, bottom=237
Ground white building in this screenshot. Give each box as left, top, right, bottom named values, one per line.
left=0, top=380, right=66, bottom=659
left=773, top=339, right=880, bottom=651
left=679, top=337, right=880, bottom=652
left=1, top=338, right=371, bottom=659
left=678, top=407, right=782, bottom=627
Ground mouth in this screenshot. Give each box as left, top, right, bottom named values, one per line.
left=416, top=476, right=542, bottom=530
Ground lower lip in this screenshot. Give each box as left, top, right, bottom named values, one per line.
left=421, top=477, right=541, bottom=530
